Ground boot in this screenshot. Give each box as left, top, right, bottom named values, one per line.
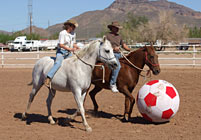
left=44, top=77, right=51, bottom=87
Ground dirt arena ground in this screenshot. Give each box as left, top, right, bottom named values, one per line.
left=0, top=67, right=201, bottom=140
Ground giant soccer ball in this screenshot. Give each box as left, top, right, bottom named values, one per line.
left=137, top=80, right=180, bottom=123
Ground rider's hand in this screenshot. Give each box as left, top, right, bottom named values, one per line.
left=114, top=46, right=120, bottom=52
left=70, top=48, right=76, bottom=53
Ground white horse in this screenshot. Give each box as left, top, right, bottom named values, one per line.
left=22, top=37, right=117, bottom=132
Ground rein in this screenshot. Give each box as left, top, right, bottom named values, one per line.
left=74, top=53, right=106, bottom=83
left=119, top=49, right=151, bottom=78
left=73, top=41, right=111, bottom=83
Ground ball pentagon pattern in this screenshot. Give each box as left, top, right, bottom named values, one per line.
left=137, top=80, right=180, bottom=123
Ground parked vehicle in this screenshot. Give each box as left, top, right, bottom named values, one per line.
left=40, top=40, right=58, bottom=50
left=9, top=36, right=26, bottom=52
left=177, top=43, right=189, bottom=50
left=154, top=40, right=165, bottom=51
left=22, top=40, right=41, bottom=51
left=9, top=36, right=44, bottom=51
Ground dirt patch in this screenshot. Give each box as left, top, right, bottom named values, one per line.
left=0, top=68, right=201, bottom=140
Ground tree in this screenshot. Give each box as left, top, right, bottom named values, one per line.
left=188, top=26, right=201, bottom=38
left=120, top=13, right=149, bottom=44
left=49, top=32, right=59, bottom=40
left=97, top=12, right=189, bottom=44
left=0, top=31, right=45, bottom=44
left=139, top=11, right=188, bottom=44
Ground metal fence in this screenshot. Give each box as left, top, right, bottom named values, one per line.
left=0, top=48, right=55, bottom=68
left=128, top=44, right=201, bottom=66
left=1, top=44, right=201, bottom=68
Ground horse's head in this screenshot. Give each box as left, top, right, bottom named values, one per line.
left=98, top=36, right=118, bottom=69
left=143, top=45, right=160, bottom=75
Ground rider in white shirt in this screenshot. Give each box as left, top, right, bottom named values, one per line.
left=44, top=19, right=80, bottom=87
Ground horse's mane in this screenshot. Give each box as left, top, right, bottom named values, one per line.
left=72, top=40, right=99, bottom=60
left=123, top=45, right=155, bottom=59
left=120, top=45, right=156, bottom=64
left=121, top=47, right=145, bottom=60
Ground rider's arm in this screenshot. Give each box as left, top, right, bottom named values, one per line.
left=122, top=43, right=131, bottom=52
left=59, top=32, right=78, bottom=52
left=73, top=43, right=80, bottom=50
left=59, top=43, right=76, bottom=51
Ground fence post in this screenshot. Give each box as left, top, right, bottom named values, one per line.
left=37, top=47, right=40, bottom=59
left=193, top=45, right=196, bottom=66
left=1, top=47, right=4, bottom=68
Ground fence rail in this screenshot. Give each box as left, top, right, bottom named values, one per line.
left=1, top=44, right=201, bottom=68
left=129, top=44, right=201, bottom=66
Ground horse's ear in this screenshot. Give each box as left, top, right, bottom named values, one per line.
left=103, top=35, right=106, bottom=42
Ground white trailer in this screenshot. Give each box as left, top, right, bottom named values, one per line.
left=22, top=40, right=42, bottom=51
left=40, top=40, right=58, bottom=50
left=9, top=36, right=26, bottom=51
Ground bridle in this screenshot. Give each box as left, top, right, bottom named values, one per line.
left=120, top=48, right=159, bottom=78
left=145, top=52, right=159, bottom=67
left=74, top=40, right=116, bottom=83
left=98, top=41, right=116, bottom=62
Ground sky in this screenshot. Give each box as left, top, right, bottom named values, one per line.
left=0, top=0, right=201, bottom=32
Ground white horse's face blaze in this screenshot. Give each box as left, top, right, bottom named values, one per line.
left=98, top=39, right=117, bottom=69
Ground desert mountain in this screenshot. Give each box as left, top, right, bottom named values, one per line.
left=0, top=30, right=10, bottom=35
left=47, top=0, right=201, bottom=39
left=21, top=26, right=50, bottom=37
left=1, top=0, right=201, bottom=39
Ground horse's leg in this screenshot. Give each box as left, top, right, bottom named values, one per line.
left=124, top=96, right=135, bottom=120
left=128, top=95, right=135, bottom=119
left=121, top=87, right=135, bottom=121
left=124, top=96, right=130, bottom=120
left=89, top=86, right=102, bottom=113
left=74, top=90, right=92, bottom=132
left=46, top=88, right=56, bottom=124
left=22, top=84, right=43, bottom=120
left=68, top=84, right=92, bottom=120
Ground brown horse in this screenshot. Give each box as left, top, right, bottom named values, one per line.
left=89, top=45, right=160, bottom=120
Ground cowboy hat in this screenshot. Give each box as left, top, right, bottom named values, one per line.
left=107, top=21, right=122, bottom=29
left=64, top=19, right=78, bottom=28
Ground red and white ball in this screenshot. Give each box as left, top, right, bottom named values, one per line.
left=137, top=80, right=180, bottom=123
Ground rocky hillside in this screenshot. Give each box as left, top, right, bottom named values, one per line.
left=0, top=30, right=10, bottom=35
left=2, top=0, right=201, bottom=39
left=47, top=0, right=201, bottom=38
left=21, top=26, right=50, bottom=37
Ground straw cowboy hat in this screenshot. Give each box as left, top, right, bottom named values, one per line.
left=64, top=19, right=78, bottom=27
left=107, top=21, right=122, bottom=29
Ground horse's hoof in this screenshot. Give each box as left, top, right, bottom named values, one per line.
left=21, top=112, right=27, bottom=120
left=86, top=126, right=92, bottom=132
left=48, top=116, right=56, bottom=125
left=50, top=121, right=56, bottom=125
left=49, top=120, right=56, bottom=125
left=124, top=114, right=129, bottom=121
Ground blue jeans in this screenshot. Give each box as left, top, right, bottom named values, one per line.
left=110, top=52, right=121, bottom=86
left=47, top=48, right=72, bottom=79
